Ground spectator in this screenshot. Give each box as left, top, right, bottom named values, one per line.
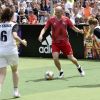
left=63, top=0, right=73, bottom=15
left=10, top=5, right=18, bottom=23
left=71, top=1, right=84, bottom=24
left=17, top=9, right=28, bottom=24
left=31, top=1, right=40, bottom=20
left=82, top=0, right=92, bottom=23
left=28, top=10, right=38, bottom=24
left=91, top=1, right=99, bottom=18
left=39, top=0, right=50, bottom=23
left=26, top=0, right=33, bottom=14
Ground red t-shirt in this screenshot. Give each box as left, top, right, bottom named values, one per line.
left=45, top=16, right=74, bottom=43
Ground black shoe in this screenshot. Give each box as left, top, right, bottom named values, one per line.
left=59, top=71, right=64, bottom=78
left=77, top=67, right=85, bottom=77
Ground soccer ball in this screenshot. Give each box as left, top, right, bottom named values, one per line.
left=45, top=71, right=54, bottom=80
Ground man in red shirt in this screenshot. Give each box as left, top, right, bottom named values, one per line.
left=38, top=6, right=85, bottom=78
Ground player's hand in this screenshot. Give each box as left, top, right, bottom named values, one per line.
left=80, top=29, right=84, bottom=34
left=22, top=39, right=27, bottom=47
left=16, top=40, right=20, bottom=47
left=38, top=35, right=43, bottom=42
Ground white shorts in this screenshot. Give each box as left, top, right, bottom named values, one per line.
left=0, top=54, right=19, bottom=68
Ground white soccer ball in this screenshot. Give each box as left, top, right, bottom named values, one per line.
left=45, top=71, right=54, bottom=80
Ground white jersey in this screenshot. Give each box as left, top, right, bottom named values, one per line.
left=0, top=21, right=18, bottom=56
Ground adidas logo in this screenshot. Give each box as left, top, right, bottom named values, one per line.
left=42, top=35, right=52, bottom=46
left=39, top=33, right=52, bottom=54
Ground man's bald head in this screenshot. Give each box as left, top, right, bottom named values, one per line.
left=55, top=6, right=63, bottom=12
left=54, top=6, right=63, bottom=18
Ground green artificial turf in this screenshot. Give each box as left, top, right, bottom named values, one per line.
left=0, top=58, right=100, bottom=100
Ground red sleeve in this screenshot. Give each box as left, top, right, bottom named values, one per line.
left=44, top=18, right=51, bottom=29
left=66, top=18, right=74, bottom=28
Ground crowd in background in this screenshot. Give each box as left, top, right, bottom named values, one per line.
left=0, top=0, right=100, bottom=25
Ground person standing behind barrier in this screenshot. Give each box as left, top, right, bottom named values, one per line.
left=88, top=17, right=100, bottom=40
left=0, top=7, right=27, bottom=98
left=88, top=17, right=100, bottom=58
left=82, top=0, right=92, bottom=23
left=38, top=6, right=85, bottom=78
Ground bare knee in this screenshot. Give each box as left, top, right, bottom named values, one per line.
left=11, top=65, right=18, bottom=72
left=68, top=55, right=77, bottom=62
left=52, top=52, right=59, bottom=60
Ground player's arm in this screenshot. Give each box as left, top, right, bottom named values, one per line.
left=38, top=18, right=51, bottom=42
left=13, top=32, right=27, bottom=46
left=66, top=17, right=84, bottom=34
left=72, top=25, right=84, bottom=34
left=12, top=24, right=27, bottom=46
left=38, top=27, right=47, bottom=42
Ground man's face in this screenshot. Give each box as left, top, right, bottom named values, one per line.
left=55, top=9, right=62, bottom=17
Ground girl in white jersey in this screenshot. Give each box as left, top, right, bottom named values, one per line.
left=0, top=7, right=27, bottom=98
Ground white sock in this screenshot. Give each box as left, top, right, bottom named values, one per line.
left=77, top=65, right=81, bottom=68
left=14, top=87, right=18, bottom=92
left=60, top=69, right=63, bottom=72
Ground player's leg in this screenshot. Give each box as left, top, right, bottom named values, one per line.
left=11, top=65, right=20, bottom=98
left=52, top=52, right=61, bottom=71
left=52, top=43, right=64, bottom=78
left=67, top=55, right=85, bottom=76
left=8, top=54, right=20, bottom=98
left=0, top=57, right=8, bottom=93
left=52, top=52, right=64, bottom=78
left=61, top=41, right=85, bottom=76
left=0, top=67, right=7, bottom=93
left=11, top=65, right=19, bottom=89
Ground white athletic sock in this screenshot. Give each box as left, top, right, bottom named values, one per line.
left=13, top=87, right=20, bottom=97
left=14, top=87, right=18, bottom=92
left=60, top=69, right=63, bottom=72
left=77, top=65, right=81, bottom=68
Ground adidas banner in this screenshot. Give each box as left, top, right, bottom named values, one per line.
left=19, top=25, right=84, bottom=59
